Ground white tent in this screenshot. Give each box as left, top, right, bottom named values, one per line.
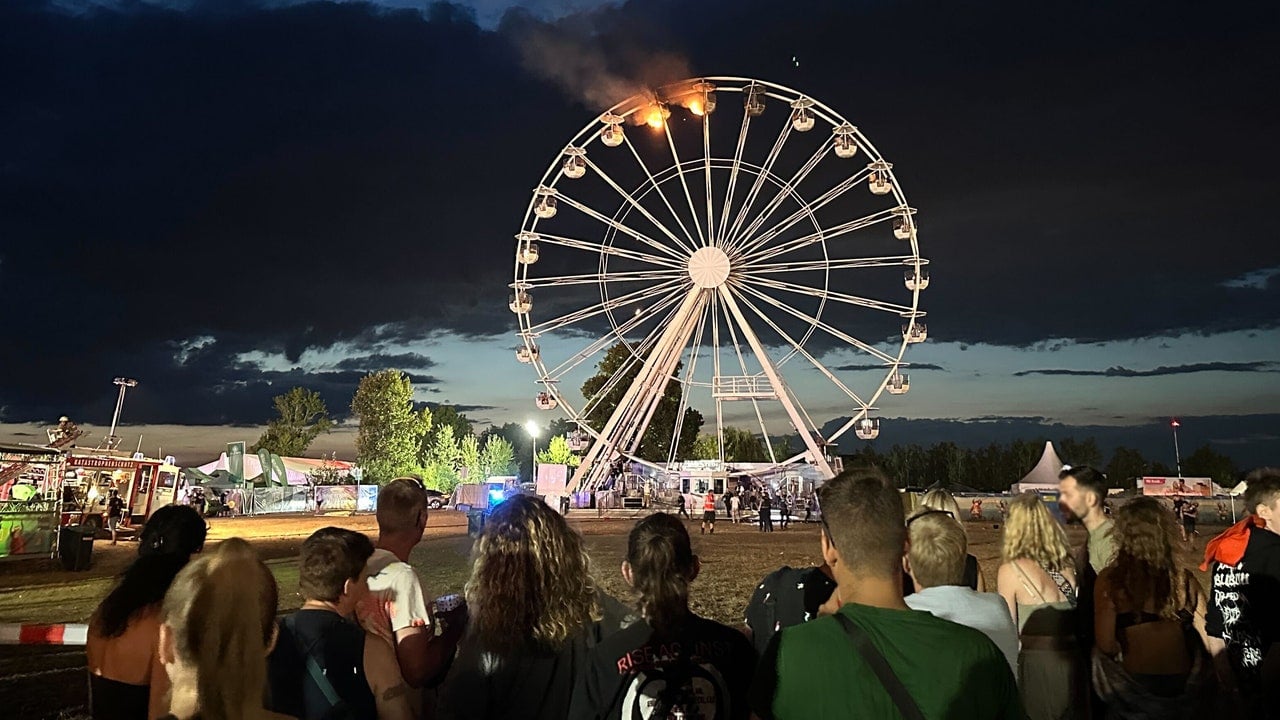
left=194, top=452, right=310, bottom=486
left=1229, top=481, right=1248, bottom=497
left=1010, top=442, right=1065, bottom=494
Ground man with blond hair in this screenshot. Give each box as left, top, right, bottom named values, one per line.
left=903, top=509, right=1019, bottom=676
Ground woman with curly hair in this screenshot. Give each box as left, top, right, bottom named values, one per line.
left=996, top=492, right=1081, bottom=720
left=567, top=513, right=755, bottom=720
left=438, top=494, right=625, bottom=720
left=1092, top=497, right=1212, bottom=718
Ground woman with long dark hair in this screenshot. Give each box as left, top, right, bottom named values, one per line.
left=1092, top=497, right=1213, bottom=718
left=438, top=494, right=621, bottom=720
left=87, top=504, right=207, bottom=719
left=568, top=513, right=755, bottom=720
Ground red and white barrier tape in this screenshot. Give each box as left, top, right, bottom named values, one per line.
left=0, top=623, right=88, bottom=645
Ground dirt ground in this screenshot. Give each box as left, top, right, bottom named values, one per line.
left=0, top=511, right=1221, bottom=719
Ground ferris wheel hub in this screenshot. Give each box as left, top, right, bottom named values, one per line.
left=687, top=246, right=731, bottom=289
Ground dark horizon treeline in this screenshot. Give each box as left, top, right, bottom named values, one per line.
left=837, top=437, right=1240, bottom=492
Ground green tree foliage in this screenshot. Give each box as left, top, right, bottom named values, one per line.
left=480, top=422, right=534, bottom=480
left=579, top=343, right=703, bottom=462
left=537, top=435, right=582, bottom=467
left=1057, top=437, right=1103, bottom=468
left=722, top=426, right=769, bottom=462
left=1105, top=446, right=1149, bottom=488
left=479, top=435, right=517, bottom=478
left=458, top=434, right=482, bottom=482
left=350, top=370, right=432, bottom=483
left=1183, top=444, right=1238, bottom=488
left=423, top=405, right=474, bottom=449
left=690, top=433, right=719, bottom=460
left=251, top=387, right=333, bottom=456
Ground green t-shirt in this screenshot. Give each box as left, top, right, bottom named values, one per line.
left=1088, top=518, right=1117, bottom=574
left=751, top=602, right=1023, bottom=720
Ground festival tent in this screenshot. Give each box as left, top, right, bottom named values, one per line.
left=189, top=453, right=359, bottom=487
left=1009, top=441, right=1065, bottom=494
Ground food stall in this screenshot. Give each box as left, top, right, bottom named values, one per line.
left=0, top=444, right=67, bottom=560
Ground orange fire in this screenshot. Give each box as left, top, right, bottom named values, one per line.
left=644, top=103, right=670, bottom=129
left=688, top=99, right=705, bottom=116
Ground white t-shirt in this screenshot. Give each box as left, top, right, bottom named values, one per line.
left=361, top=548, right=433, bottom=635
left=905, top=584, right=1020, bottom=678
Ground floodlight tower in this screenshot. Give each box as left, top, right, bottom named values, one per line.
left=104, top=377, right=138, bottom=451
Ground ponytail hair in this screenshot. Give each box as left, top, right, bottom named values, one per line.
left=161, top=538, right=278, bottom=720
left=627, top=513, right=696, bottom=635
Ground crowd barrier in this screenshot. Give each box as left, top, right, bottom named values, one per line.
left=0, top=623, right=88, bottom=646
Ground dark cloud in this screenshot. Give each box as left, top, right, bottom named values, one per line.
left=1013, top=361, right=1279, bottom=378
left=833, top=363, right=946, bottom=372
left=332, top=353, right=438, bottom=371
left=0, top=0, right=1277, bottom=425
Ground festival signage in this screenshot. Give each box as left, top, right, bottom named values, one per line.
left=1141, top=476, right=1213, bottom=497
left=227, top=442, right=245, bottom=484
left=66, top=456, right=139, bottom=470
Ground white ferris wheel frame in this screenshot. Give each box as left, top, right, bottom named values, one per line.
left=510, top=76, right=929, bottom=492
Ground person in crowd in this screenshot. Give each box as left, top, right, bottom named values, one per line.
left=905, top=509, right=1020, bottom=677
left=1059, top=463, right=1116, bottom=717
left=997, top=492, right=1081, bottom=720
left=970, top=498, right=984, bottom=521
left=702, top=490, right=717, bottom=535
left=268, top=527, right=411, bottom=720
left=107, top=489, right=126, bottom=545
left=751, top=469, right=1021, bottom=719
left=730, top=491, right=742, bottom=524
left=906, top=488, right=989, bottom=594
left=1092, top=497, right=1213, bottom=718
left=569, top=513, right=756, bottom=719
left=157, top=538, right=288, bottom=720
left=675, top=492, right=690, bottom=520
left=743, top=560, right=838, bottom=657
left=1182, top=500, right=1199, bottom=543
left=1203, top=468, right=1280, bottom=716
left=778, top=492, right=790, bottom=530
left=358, top=478, right=466, bottom=704
left=1172, top=497, right=1187, bottom=541
left=1216, top=501, right=1228, bottom=523
left=438, top=494, right=626, bottom=720
left=87, top=504, right=208, bottom=720
left=758, top=493, right=773, bottom=533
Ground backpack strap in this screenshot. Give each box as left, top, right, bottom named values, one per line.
left=284, top=614, right=345, bottom=715
left=832, top=613, right=926, bottom=720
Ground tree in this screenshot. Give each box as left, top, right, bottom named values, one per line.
left=579, top=343, right=703, bottom=462
left=458, top=434, right=481, bottom=482
left=1105, top=446, right=1148, bottom=489
left=350, top=370, right=432, bottom=483
left=1183, top=444, right=1237, bottom=488
left=1058, top=437, right=1103, bottom=468
left=690, top=433, right=719, bottom=460
left=537, top=435, right=582, bottom=467
left=722, top=426, right=769, bottom=462
left=421, top=424, right=463, bottom=494
left=423, top=405, right=474, bottom=448
left=479, top=435, right=517, bottom=478
left=251, top=387, right=333, bottom=456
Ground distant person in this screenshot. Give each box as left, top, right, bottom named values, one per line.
left=439, top=494, right=627, bottom=720
left=1173, top=497, right=1188, bottom=541
left=108, top=490, right=126, bottom=545
left=157, top=538, right=287, bottom=720
left=729, top=491, right=741, bottom=524
left=1216, top=501, right=1228, bottom=523
left=1183, top=500, right=1199, bottom=542
left=267, top=527, right=411, bottom=720
left=568, top=513, right=756, bottom=719
left=905, top=509, right=1019, bottom=677
left=751, top=469, right=1022, bottom=719
left=779, top=493, right=791, bottom=530
left=1203, top=468, right=1280, bottom=716
left=702, top=490, right=717, bottom=535
left=997, top=492, right=1081, bottom=720
left=1093, top=497, right=1213, bottom=716
left=358, top=478, right=466, bottom=702
left=675, top=493, right=690, bottom=520
left=86, top=505, right=207, bottom=720
left=758, top=494, right=773, bottom=533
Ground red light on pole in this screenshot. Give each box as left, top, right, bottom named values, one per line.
left=1170, top=418, right=1181, bottom=428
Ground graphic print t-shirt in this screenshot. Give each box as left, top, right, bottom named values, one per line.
left=1206, top=526, right=1280, bottom=691
left=568, top=614, right=756, bottom=720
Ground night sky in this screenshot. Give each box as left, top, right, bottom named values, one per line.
left=1, top=0, right=1277, bottom=468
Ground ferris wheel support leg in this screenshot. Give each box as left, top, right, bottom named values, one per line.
left=716, top=287, right=835, bottom=479
left=567, top=288, right=707, bottom=493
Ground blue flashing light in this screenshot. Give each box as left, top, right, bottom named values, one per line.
left=488, top=487, right=506, bottom=507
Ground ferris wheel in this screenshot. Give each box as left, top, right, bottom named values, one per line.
left=510, top=76, right=929, bottom=492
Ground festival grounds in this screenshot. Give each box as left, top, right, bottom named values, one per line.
left=0, top=510, right=1219, bottom=719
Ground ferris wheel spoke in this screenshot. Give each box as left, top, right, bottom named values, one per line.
left=749, top=255, right=917, bottom=275
left=541, top=288, right=685, bottom=381
left=554, top=192, right=689, bottom=262
left=723, top=116, right=793, bottom=249
left=623, top=136, right=701, bottom=254
left=661, top=121, right=708, bottom=247
left=533, top=232, right=683, bottom=269
left=717, top=296, right=777, bottom=463
left=702, top=114, right=716, bottom=246
left=580, top=293, right=692, bottom=421
left=732, top=289, right=870, bottom=408
left=736, top=283, right=899, bottom=365
left=710, top=292, right=724, bottom=462
left=742, top=275, right=915, bottom=315
left=724, top=137, right=833, bottom=256
left=665, top=294, right=711, bottom=465
left=733, top=167, right=872, bottom=260
left=716, top=109, right=752, bottom=247
left=528, top=278, right=685, bottom=336
left=583, top=156, right=699, bottom=256
left=517, top=268, right=683, bottom=290
left=741, top=208, right=896, bottom=265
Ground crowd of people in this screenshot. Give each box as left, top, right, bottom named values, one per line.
left=81, top=467, right=1279, bottom=720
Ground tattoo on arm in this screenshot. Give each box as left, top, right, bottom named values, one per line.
left=382, top=682, right=412, bottom=701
